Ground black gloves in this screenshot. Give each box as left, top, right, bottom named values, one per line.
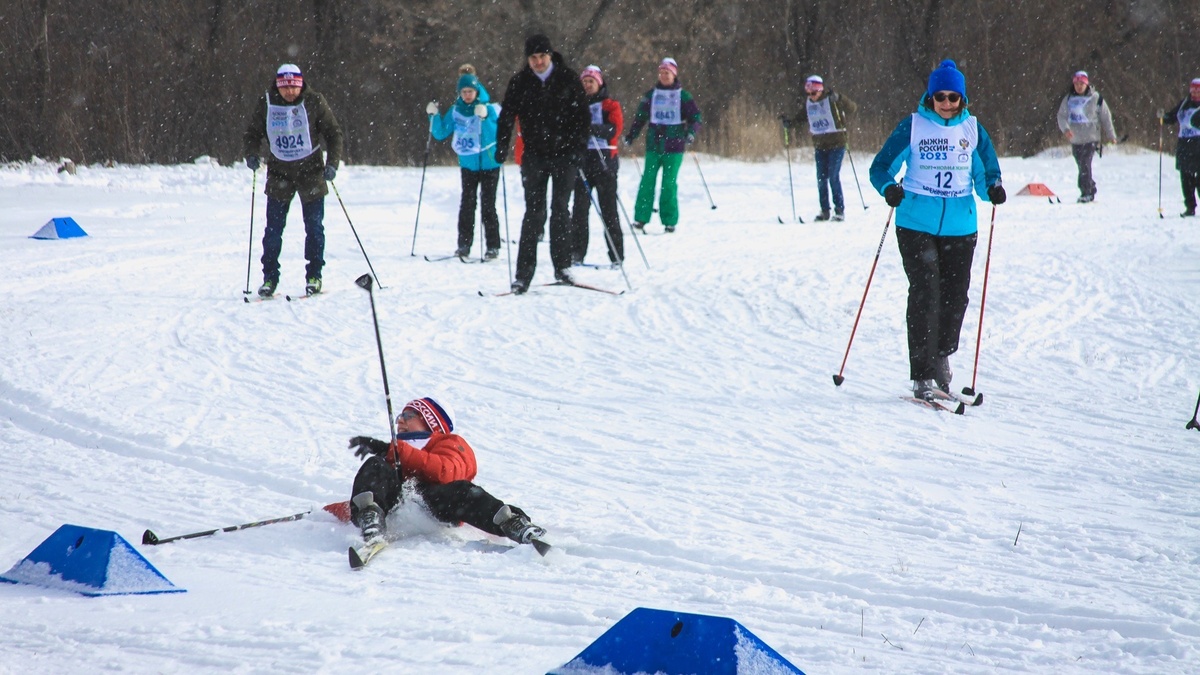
left=323, top=165, right=337, bottom=182
left=349, top=436, right=389, bottom=460
left=686, top=133, right=696, bottom=146
left=884, top=184, right=905, bottom=207
left=779, top=115, right=792, bottom=129
left=988, top=184, right=1006, bottom=205
left=493, top=146, right=507, bottom=164
left=622, top=134, right=634, bottom=147
left=246, top=156, right=260, bottom=171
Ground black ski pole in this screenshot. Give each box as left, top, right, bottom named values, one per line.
left=331, top=180, right=386, bottom=290
left=1156, top=111, right=1166, bottom=218
left=615, top=193, right=650, bottom=269
left=143, top=509, right=311, bottom=545
left=243, top=169, right=257, bottom=295
left=355, top=273, right=396, bottom=442
left=961, top=205, right=997, bottom=406
left=476, top=118, right=486, bottom=261
left=501, top=165, right=513, bottom=284
left=783, top=124, right=798, bottom=223
left=577, top=168, right=633, bottom=292
left=846, top=144, right=869, bottom=211
left=832, top=208, right=893, bottom=386
left=1186, top=388, right=1200, bottom=430
left=410, top=131, right=434, bottom=255
left=692, top=152, right=717, bottom=209
left=593, top=146, right=649, bottom=270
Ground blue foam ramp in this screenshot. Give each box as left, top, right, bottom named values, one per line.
left=30, top=217, right=88, bottom=239
left=550, top=606, right=804, bottom=674
left=0, top=524, right=184, bottom=596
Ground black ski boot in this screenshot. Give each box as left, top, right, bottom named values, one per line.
left=912, top=379, right=939, bottom=402
left=352, top=491, right=386, bottom=544
left=934, top=356, right=953, bottom=394
left=493, top=505, right=546, bottom=545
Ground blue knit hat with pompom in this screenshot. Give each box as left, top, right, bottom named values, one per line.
left=927, top=59, right=967, bottom=103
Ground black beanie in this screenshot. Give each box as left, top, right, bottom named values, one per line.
left=525, top=34, right=552, bottom=57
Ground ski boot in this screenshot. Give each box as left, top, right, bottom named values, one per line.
left=493, top=505, right=546, bottom=545
left=934, top=356, right=953, bottom=394
left=912, top=379, right=940, bottom=402
left=352, top=491, right=386, bottom=544
left=258, top=279, right=278, bottom=298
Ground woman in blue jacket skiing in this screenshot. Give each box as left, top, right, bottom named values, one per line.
left=429, top=70, right=502, bottom=259
left=869, top=59, right=1004, bottom=402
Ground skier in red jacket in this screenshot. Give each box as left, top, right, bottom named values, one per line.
left=347, top=397, right=546, bottom=549
left=569, top=64, right=625, bottom=266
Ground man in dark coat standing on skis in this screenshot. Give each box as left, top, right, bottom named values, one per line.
left=243, top=63, right=343, bottom=298
left=494, top=34, right=590, bottom=295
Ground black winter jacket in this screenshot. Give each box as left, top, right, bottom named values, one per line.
left=496, top=52, right=590, bottom=163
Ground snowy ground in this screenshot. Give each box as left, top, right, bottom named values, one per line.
left=1, top=147, right=1198, bottom=674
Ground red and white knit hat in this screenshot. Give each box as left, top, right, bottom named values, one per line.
left=805, top=75, right=824, bottom=93
left=400, top=397, right=454, bottom=434
left=580, top=65, right=604, bottom=86
left=276, top=64, right=303, bottom=88
left=658, top=58, right=678, bottom=76
left=1072, top=70, right=1089, bottom=85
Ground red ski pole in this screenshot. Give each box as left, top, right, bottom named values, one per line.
left=961, top=205, right=997, bottom=405
left=832, top=208, right=893, bottom=386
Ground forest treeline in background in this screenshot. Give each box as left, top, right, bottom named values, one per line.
left=1, top=0, right=1195, bottom=167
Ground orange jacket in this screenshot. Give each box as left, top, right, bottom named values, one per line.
left=593, top=96, right=623, bottom=159
left=385, top=432, right=477, bottom=484
left=514, top=120, right=524, bottom=165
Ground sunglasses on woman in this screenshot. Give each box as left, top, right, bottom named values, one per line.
left=933, top=92, right=961, bottom=103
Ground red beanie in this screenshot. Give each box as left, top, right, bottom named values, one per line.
left=400, top=397, right=454, bottom=435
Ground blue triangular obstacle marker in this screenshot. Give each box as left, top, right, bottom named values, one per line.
left=549, top=607, right=805, bottom=675
left=0, top=524, right=184, bottom=596
left=30, top=217, right=88, bottom=240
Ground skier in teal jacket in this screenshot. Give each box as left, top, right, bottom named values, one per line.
left=429, top=72, right=502, bottom=259
left=869, top=59, right=1004, bottom=402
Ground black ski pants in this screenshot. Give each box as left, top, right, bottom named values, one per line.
left=516, top=153, right=578, bottom=283
left=895, top=227, right=977, bottom=381
left=1072, top=142, right=1098, bottom=198
left=1181, top=170, right=1200, bottom=213
left=351, top=456, right=518, bottom=538
left=571, top=154, right=623, bottom=263
left=457, top=168, right=501, bottom=253
left=262, top=195, right=325, bottom=282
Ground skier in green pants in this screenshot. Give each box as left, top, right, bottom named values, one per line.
left=624, top=58, right=703, bottom=233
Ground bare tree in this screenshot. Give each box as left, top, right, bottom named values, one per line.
left=0, top=0, right=1192, bottom=165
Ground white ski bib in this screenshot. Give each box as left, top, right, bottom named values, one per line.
left=650, top=88, right=682, bottom=125
left=806, top=97, right=839, bottom=135
left=266, top=97, right=316, bottom=162
left=1067, top=96, right=1091, bottom=125
left=1178, top=106, right=1200, bottom=138
left=451, top=109, right=484, bottom=156
left=905, top=114, right=978, bottom=199
left=587, top=102, right=612, bottom=150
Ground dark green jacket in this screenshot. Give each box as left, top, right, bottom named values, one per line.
left=789, top=90, right=857, bottom=151
left=625, top=81, right=702, bottom=155
left=244, top=86, right=344, bottom=202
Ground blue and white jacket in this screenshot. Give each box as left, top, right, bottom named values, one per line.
left=870, top=101, right=1002, bottom=236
